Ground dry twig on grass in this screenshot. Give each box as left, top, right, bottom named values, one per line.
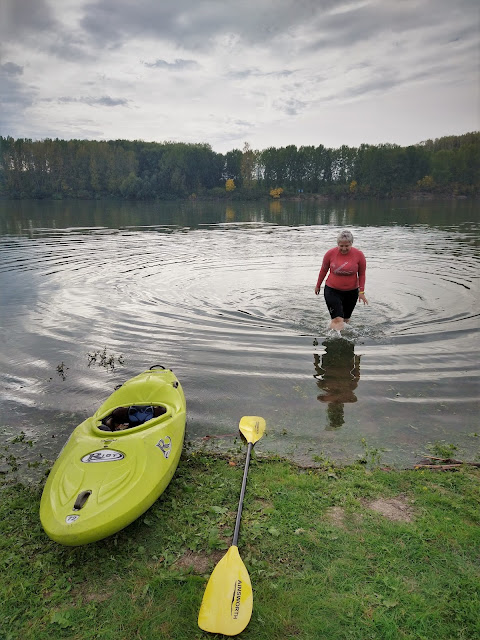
left=415, top=455, right=480, bottom=471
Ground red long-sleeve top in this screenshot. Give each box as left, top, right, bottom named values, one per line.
left=316, top=247, right=366, bottom=291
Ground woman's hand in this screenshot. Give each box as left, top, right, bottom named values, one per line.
left=315, top=286, right=320, bottom=295
left=359, top=292, right=368, bottom=305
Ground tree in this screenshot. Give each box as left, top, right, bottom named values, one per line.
left=269, top=187, right=283, bottom=199
left=417, top=175, right=435, bottom=190
left=224, top=149, right=242, bottom=186
left=240, top=142, right=257, bottom=188
left=0, top=132, right=477, bottom=199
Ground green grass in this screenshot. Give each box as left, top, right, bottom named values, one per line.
left=1, top=453, right=479, bottom=640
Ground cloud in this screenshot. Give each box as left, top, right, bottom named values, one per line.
left=0, top=0, right=55, bottom=40
left=274, top=98, right=308, bottom=116
left=1, top=0, right=92, bottom=62
left=79, top=0, right=334, bottom=49
left=231, top=68, right=295, bottom=80
left=56, top=96, right=130, bottom=107
left=76, top=0, right=479, bottom=60
left=1, top=62, right=24, bottom=76
left=46, top=35, right=94, bottom=63
left=302, top=0, right=479, bottom=53
left=0, top=60, right=35, bottom=132
left=0, top=0, right=477, bottom=149
left=144, top=58, right=198, bottom=70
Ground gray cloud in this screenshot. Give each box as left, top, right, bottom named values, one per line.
left=144, top=58, right=198, bottom=70
left=300, top=1, right=479, bottom=55
left=340, top=76, right=399, bottom=100
left=0, top=0, right=477, bottom=148
left=1, top=0, right=92, bottom=61
left=328, top=52, right=475, bottom=104
left=0, top=0, right=55, bottom=39
left=77, top=0, right=479, bottom=56
left=79, top=0, right=336, bottom=49
left=94, top=96, right=129, bottom=107
left=3, top=1, right=477, bottom=69
left=231, top=68, right=294, bottom=80
left=57, top=96, right=129, bottom=107
left=274, top=97, right=308, bottom=116
left=47, top=35, right=93, bottom=63
left=1, top=62, right=24, bottom=76
left=0, top=61, right=35, bottom=133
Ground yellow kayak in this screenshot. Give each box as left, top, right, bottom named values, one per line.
left=40, top=366, right=186, bottom=546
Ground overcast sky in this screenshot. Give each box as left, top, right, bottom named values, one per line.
left=0, top=0, right=478, bottom=153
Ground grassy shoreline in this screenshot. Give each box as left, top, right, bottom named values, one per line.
left=1, top=451, right=479, bottom=640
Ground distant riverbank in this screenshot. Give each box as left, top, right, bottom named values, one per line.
left=0, top=190, right=476, bottom=203
left=1, top=132, right=478, bottom=202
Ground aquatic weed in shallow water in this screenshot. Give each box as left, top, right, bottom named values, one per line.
left=426, top=440, right=458, bottom=459
left=56, top=362, right=68, bottom=380
left=87, top=346, right=125, bottom=371
left=358, top=437, right=385, bottom=468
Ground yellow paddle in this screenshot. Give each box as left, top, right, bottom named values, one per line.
left=198, top=415, right=266, bottom=636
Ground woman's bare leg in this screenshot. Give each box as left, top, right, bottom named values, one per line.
left=329, top=316, right=345, bottom=331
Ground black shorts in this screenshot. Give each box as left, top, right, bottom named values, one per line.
left=324, top=285, right=359, bottom=320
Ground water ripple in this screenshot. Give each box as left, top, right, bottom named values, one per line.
left=0, top=201, right=479, bottom=471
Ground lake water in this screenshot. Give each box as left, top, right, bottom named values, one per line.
left=0, top=198, right=479, bottom=478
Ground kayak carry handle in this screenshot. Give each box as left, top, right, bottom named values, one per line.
left=150, top=365, right=166, bottom=370
left=73, top=490, right=92, bottom=511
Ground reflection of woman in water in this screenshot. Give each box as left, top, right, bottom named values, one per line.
left=314, top=339, right=361, bottom=430
left=314, top=230, right=368, bottom=331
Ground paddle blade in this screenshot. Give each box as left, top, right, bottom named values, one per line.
left=239, top=416, right=266, bottom=445
left=198, top=545, right=253, bottom=636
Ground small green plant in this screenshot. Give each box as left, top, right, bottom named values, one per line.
left=312, top=452, right=335, bottom=467
left=10, top=431, right=34, bottom=447
left=427, top=440, right=458, bottom=459
left=5, top=453, right=19, bottom=472
left=358, top=437, right=384, bottom=468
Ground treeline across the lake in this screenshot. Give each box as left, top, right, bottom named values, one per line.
left=0, top=132, right=478, bottom=200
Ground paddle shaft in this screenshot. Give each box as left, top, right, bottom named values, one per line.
left=232, top=441, right=253, bottom=547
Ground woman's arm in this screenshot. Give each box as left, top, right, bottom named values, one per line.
left=357, top=251, right=366, bottom=291
left=358, top=251, right=368, bottom=304
left=315, top=251, right=331, bottom=294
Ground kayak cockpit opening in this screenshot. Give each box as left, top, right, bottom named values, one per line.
left=98, top=405, right=167, bottom=432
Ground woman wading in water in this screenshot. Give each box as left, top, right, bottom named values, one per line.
left=315, top=230, right=368, bottom=331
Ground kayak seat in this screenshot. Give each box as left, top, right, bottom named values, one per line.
left=98, top=405, right=168, bottom=432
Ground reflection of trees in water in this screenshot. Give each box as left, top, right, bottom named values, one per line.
left=314, top=339, right=361, bottom=430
